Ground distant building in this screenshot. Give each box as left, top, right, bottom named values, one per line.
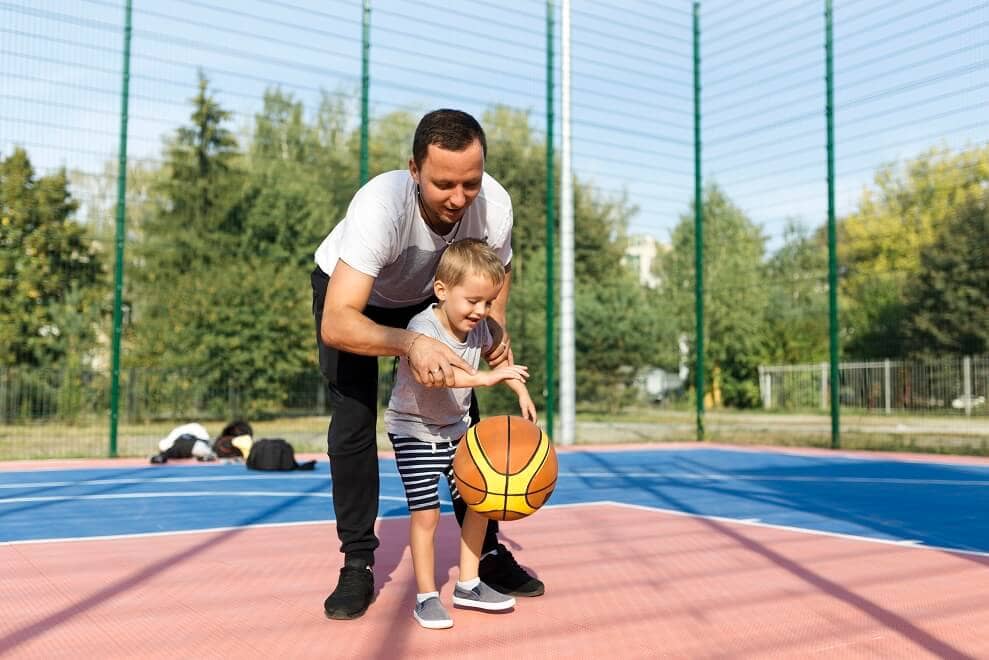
left=622, top=234, right=664, bottom=288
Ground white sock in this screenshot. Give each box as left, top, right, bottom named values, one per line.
left=481, top=548, right=498, bottom=560
left=416, top=591, right=439, bottom=604
left=457, top=577, right=480, bottom=590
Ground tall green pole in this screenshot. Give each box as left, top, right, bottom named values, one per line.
left=108, top=0, right=132, bottom=458
left=825, top=0, right=840, bottom=449
left=360, top=0, right=371, bottom=185
left=545, top=0, right=556, bottom=437
left=692, top=2, right=705, bottom=441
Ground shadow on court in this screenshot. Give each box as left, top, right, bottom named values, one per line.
left=571, top=449, right=978, bottom=659
left=0, top=476, right=327, bottom=656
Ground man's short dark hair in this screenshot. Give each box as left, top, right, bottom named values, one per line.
left=412, top=109, right=487, bottom=168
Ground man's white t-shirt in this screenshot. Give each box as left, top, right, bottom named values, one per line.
left=314, top=170, right=513, bottom=309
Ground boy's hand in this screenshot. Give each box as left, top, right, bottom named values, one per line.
left=482, top=364, right=529, bottom=387
left=517, top=391, right=538, bottom=423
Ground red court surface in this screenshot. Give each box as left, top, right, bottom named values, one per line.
left=3, top=502, right=988, bottom=659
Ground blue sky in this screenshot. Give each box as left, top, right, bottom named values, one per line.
left=1, top=0, right=986, bottom=252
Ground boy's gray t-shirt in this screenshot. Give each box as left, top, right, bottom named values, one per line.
left=385, top=305, right=493, bottom=444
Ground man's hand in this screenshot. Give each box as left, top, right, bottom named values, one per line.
left=407, top=333, right=475, bottom=387
left=484, top=317, right=513, bottom=368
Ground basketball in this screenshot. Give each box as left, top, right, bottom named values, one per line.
left=452, top=416, right=558, bottom=521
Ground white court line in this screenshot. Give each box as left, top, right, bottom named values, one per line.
left=599, top=500, right=989, bottom=559
left=7, top=499, right=987, bottom=559
left=561, top=471, right=989, bottom=486
left=0, top=491, right=424, bottom=506
left=3, top=471, right=988, bottom=491
left=0, top=497, right=516, bottom=547
left=0, top=474, right=333, bottom=490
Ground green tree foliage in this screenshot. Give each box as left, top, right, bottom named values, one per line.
left=242, top=89, right=338, bottom=264
left=763, top=221, right=829, bottom=365
left=129, top=77, right=314, bottom=413
left=660, top=185, right=768, bottom=408
left=838, top=144, right=989, bottom=358
left=904, top=193, right=988, bottom=357
left=0, top=149, right=103, bottom=368
left=478, top=107, right=664, bottom=414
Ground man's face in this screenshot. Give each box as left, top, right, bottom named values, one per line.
left=409, top=140, right=484, bottom=234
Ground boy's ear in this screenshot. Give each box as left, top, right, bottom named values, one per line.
left=433, top=279, right=447, bottom=301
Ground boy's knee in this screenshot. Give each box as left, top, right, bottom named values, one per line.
left=410, top=508, right=440, bottom=529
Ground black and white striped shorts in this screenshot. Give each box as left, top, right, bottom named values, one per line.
left=389, top=435, right=461, bottom=511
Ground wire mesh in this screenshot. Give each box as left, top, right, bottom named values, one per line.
left=0, top=0, right=986, bottom=457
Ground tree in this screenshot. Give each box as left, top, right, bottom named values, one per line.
left=139, top=71, right=244, bottom=277
left=904, top=193, right=988, bottom=357
left=838, top=144, right=989, bottom=358
left=660, top=184, right=768, bottom=408
left=763, top=221, right=829, bottom=364
left=0, top=149, right=103, bottom=368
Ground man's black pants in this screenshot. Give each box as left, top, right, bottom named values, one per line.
left=311, top=266, right=499, bottom=566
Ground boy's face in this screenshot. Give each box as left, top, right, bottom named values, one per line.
left=434, top=272, right=503, bottom=339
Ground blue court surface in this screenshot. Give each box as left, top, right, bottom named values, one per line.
left=2, top=447, right=988, bottom=554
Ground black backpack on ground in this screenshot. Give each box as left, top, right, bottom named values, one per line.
left=246, top=438, right=316, bottom=471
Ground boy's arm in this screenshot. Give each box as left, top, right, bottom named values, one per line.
left=502, top=378, right=538, bottom=423
left=449, top=364, right=529, bottom=389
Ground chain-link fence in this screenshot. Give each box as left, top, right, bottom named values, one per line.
left=1, top=0, right=986, bottom=458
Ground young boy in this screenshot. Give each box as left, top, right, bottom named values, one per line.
left=385, top=239, right=537, bottom=630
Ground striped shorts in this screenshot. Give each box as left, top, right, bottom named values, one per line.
left=389, top=435, right=461, bottom=511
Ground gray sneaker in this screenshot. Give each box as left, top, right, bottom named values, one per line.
left=413, top=596, right=453, bottom=629
left=452, top=581, right=516, bottom=611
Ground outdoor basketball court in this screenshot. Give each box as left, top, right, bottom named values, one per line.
left=2, top=444, right=988, bottom=658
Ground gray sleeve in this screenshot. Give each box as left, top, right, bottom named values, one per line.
left=407, top=311, right=444, bottom=341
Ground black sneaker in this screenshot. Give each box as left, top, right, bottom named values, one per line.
left=323, top=558, right=375, bottom=620
left=478, top=544, right=544, bottom=597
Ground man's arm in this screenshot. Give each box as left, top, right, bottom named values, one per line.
left=321, top=261, right=414, bottom=356
left=321, top=260, right=474, bottom=386
left=484, top=267, right=513, bottom=367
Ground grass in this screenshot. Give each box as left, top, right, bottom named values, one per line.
left=2, top=406, right=987, bottom=461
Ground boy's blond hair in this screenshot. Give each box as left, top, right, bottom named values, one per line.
left=435, top=239, right=505, bottom=288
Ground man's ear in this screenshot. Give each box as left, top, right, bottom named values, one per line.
left=408, top=158, right=419, bottom=184
left=433, top=279, right=447, bottom=301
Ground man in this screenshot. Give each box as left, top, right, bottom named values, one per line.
left=311, top=109, right=544, bottom=620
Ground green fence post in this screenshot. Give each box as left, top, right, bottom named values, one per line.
left=692, top=2, right=705, bottom=441
left=825, top=0, right=840, bottom=449
left=545, top=0, right=556, bottom=437
left=108, top=0, right=133, bottom=458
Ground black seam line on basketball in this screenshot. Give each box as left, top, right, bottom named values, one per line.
left=526, top=430, right=551, bottom=508
left=506, top=424, right=540, bottom=476
left=471, top=426, right=494, bottom=493
left=452, top=468, right=486, bottom=494
left=502, top=415, right=510, bottom=521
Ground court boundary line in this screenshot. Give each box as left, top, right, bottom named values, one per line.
left=0, top=501, right=602, bottom=547
left=602, top=500, right=989, bottom=559
left=6, top=499, right=988, bottom=560
left=4, top=467, right=988, bottom=492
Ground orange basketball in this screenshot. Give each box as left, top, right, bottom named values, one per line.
left=452, top=416, right=557, bottom=521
